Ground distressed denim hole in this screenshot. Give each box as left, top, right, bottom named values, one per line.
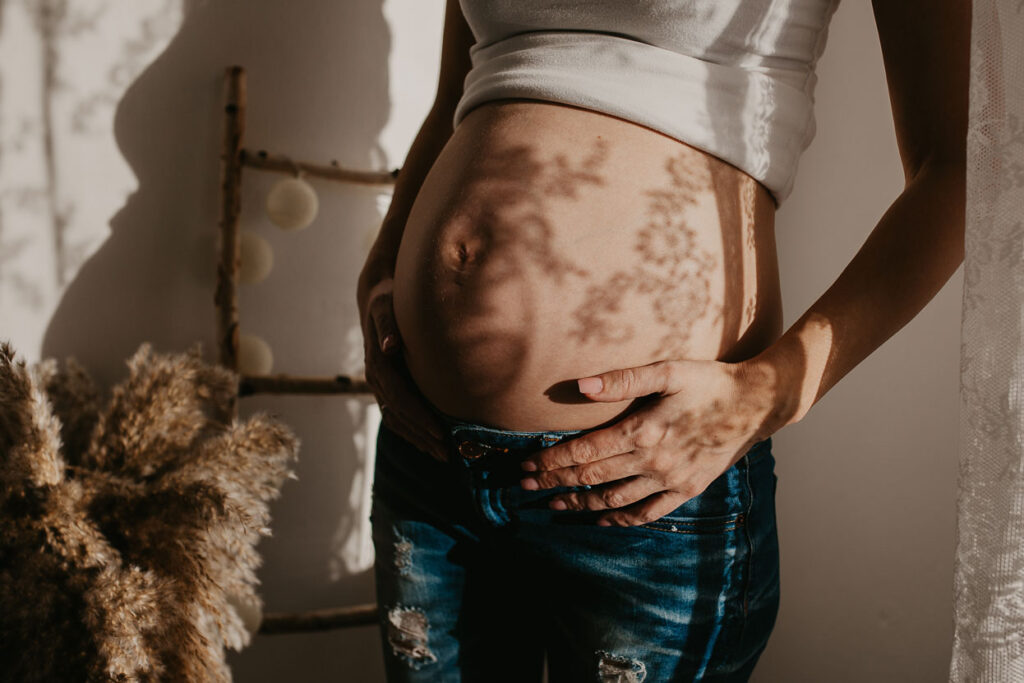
left=596, top=650, right=647, bottom=682
left=387, top=606, right=438, bottom=669
left=393, top=531, right=413, bottom=577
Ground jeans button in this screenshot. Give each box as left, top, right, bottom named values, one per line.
left=458, top=440, right=484, bottom=460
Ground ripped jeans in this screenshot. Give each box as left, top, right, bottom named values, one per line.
left=369, top=410, right=780, bottom=682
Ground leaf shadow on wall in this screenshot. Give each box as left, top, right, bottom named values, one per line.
left=41, top=0, right=393, bottom=679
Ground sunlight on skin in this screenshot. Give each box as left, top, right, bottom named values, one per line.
left=388, top=100, right=783, bottom=434
left=378, top=101, right=797, bottom=520
left=372, top=99, right=794, bottom=514
left=515, top=163, right=793, bottom=527
left=566, top=151, right=723, bottom=360
left=773, top=312, right=834, bottom=427
left=738, top=176, right=762, bottom=334
left=520, top=316, right=833, bottom=527
left=519, top=357, right=778, bottom=526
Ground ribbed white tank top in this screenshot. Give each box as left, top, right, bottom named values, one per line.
left=453, top=0, right=841, bottom=206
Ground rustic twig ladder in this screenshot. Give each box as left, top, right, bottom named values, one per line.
left=215, top=64, right=391, bottom=635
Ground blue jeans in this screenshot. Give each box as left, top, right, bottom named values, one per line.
left=370, top=409, right=780, bottom=682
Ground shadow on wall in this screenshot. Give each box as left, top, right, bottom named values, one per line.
left=42, top=0, right=389, bottom=382
left=42, top=0, right=392, bottom=679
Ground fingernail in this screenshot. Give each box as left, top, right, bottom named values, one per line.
left=550, top=498, right=567, bottom=511
left=597, top=517, right=612, bottom=527
left=520, top=460, right=537, bottom=472
left=381, top=334, right=396, bottom=352
left=520, top=477, right=539, bottom=491
left=578, top=377, right=602, bottom=394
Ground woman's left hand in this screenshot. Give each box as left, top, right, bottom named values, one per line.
left=519, top=357, right=785, bottom=527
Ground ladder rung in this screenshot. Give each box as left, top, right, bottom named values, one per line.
left=239, top=374, right=372, bottom=396
left=258, top=603, right=379, bottom=634
left=240, top=148, right=398, bottom=186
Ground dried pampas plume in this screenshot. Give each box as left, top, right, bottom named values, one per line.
left=0, top=341, right=299, bottom=682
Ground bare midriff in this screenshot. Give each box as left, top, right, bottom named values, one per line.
left=393, top=100, right=783, bottom=432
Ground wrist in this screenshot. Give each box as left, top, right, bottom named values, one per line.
left=742, top=335, right=811, bottom=433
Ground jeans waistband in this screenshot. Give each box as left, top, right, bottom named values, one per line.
left=432, top=408, right=594, bottom=460
left=431, top=405, right=773, bottom=468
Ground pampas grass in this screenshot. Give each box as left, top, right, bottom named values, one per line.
left=0, top=341, right=299, bottom=682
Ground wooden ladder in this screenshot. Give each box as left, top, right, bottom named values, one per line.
left=215, top=64, right=395, bottom=636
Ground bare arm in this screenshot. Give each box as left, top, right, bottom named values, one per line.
left=358, top=0, right=474, bottom=290
left=752, top=0, right=970, bottom=430
left=355, top=1, right=475, bottom=462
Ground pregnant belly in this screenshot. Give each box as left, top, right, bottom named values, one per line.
left=392, top=100, right=783, bottom=431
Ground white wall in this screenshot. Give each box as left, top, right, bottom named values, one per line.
left=757, top=1, right=960, bottom=680
left=0, top=1, right=958, bottom=680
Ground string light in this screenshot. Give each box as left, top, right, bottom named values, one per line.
left=239, top=230, right=274, bottom=284
left=265, top=155, right=319, bottom=230
left=238, top=333, right=273, bottom=375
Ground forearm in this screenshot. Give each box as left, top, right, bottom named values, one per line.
left=752, top=160, right=966, bottom=429
left=359, top=104, right=456, bottom=290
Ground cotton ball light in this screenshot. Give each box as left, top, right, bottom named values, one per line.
left=239, top=231, right=274, bottom=284
left=265, top=175, right=318, bottom=230
left=238, top=333, right=273, bottom=375
left=226, top=590, right=263, bottom=638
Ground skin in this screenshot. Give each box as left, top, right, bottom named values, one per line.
left=390, top=98, right=780, bottom=431
left=360, top=0, right=780, bottom=456
left=518, top=0, right=970, bottom=525
left=358, top=0, right=970, bottom=525
left=357, top=0, right=474, bottom=463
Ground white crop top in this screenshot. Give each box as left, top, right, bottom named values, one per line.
left=452, top=0, right=841, bottom=206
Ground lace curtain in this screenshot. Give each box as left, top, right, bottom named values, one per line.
left=950, top=0, right=1024, bottom=680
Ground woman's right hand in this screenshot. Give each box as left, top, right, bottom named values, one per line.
left=358, top=271, right=450, bottom=463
